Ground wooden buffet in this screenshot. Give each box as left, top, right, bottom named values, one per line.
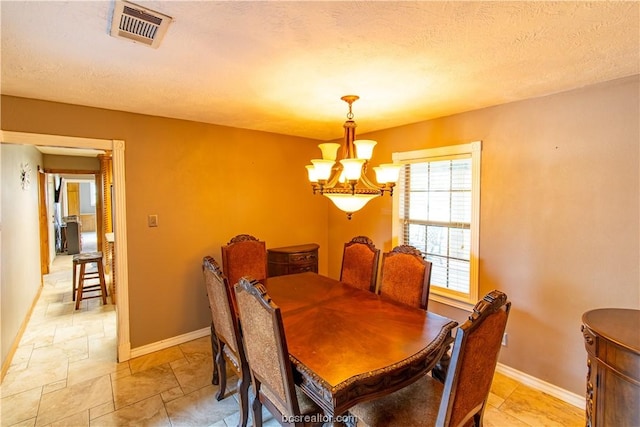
left=267, top=243, right=319, bottom=277
left=581, top=308, right=640, bottom=427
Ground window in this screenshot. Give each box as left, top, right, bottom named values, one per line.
left=392, top=141, right=481, bottom=308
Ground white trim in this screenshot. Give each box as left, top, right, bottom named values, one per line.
left=0, top=130, right=131, bottom=363
left=496, top=363, right=585, bottom=409
left=1, top=131, right=112, bottom=150
left=430, top=293, right=474, bottom=311
left=112, top=139, right=131, bottom=362
left=392, top=141, right=480, bottom=163
left=130, top=327, right=211, bottom=359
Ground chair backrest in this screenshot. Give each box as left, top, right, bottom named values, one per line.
left=202, top=256, right=243, bottom=356
left=437, top=290, right=511, bottom=427
left=221, top=234, right=267, bottom=287
left=340, top=236, right=380, bottom=292
left=379, top=245, right=432, bottom=309
left=234, top=276, right=302, bottom=420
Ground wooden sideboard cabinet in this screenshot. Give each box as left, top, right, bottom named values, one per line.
left=267, top=243, right=319, bottom=277
left=581, top=308, right=640, bottom=427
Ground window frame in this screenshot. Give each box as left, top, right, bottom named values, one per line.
left=392, top=141, right=481, bottom=309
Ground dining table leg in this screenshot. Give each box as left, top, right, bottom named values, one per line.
left=432, top=343, right=453, bottom=383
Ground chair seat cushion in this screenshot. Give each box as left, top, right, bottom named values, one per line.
left=349, top=374, right=443, bottom=427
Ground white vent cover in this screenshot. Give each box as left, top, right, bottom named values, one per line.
left=110, top=1, right=172, bottom=49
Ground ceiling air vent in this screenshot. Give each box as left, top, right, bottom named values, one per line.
left=110, top=1, right=172, bottom=49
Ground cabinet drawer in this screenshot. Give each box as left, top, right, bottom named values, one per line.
left=289, top=263, right=317, bottom=274
left=290, top=252, right=318, bottom=264
left=268, top=243, right=319, bottom=277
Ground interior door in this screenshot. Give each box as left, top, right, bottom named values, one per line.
left=67, top=182, right=80, bottom=216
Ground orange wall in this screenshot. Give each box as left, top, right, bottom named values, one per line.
left=1, top=96, right=329, bottom=347
left=327, top=75, right=640, bottom=395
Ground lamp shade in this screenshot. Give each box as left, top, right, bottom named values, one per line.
left=354, top=139, right=377, bottom=160
left=311, top=159, right=334, bottom=181
left=305, top=165, right=318, bottom=182
left=339, top=158, right=366, bottom=181
left=374, top=163, right=402, bottom=184
left=324, top=193, right=378, bottom=214
left=318, top=143, right=341, bottom=161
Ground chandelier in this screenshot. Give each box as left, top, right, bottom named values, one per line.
left=305, top=95, right=401, bottom=219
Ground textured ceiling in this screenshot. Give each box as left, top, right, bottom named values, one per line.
left=1, top=1, right=638, bottom=140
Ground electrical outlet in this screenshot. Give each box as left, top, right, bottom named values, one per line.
left=502, top=333, right=508, bottom=347
left=148, top=214, right=158, bottom=227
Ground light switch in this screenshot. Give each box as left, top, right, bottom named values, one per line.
left=148, top=214, right=158, bottom=227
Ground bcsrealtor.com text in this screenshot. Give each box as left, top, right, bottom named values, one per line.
left=282, top=414, right=357, bottom=424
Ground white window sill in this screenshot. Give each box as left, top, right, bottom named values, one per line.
left=430, top=293, right=474, bottom=311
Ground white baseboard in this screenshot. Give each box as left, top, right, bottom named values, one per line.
left=496, top=363, right=584, bottom=409
left=129, top=327, right=210, bottom=359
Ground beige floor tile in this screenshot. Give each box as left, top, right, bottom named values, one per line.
left=129, top=346, right=185, bottom=374
left=91, top=395, right=171, bottom=426
left=164, top=385, right=240, bottom=426
left=179, top=335, right=213, bottom=363
left=42, top=379, right=67, bottom=395
left=52, top=324, right=93, bottom=345
left=35, top=375, right=112, bottom=426
left=29, top=336, right=88, bottom=365
left=161, top=386, right=185, bottom=403
left=1, top=357, right=68, bottom=398
left=49, top=410, right=89, bottom=427
left=9, top=345, right=34, bottom=368
left=88, top=336, right=118, bottom=361
left=112, top=363, right=179, bottom=409
left=67, top=354, right=121, bottom=386
left=89, top=401, right=115, bottom=420
left=483, top=405, right=530, bottom=427
left=499, top=384, right=585, bottom=427
left=44, top=301, right=76, bottom=318
left=6, top=418, right=36, bottom=427
left=491, top=371, right=520, bottom=400
left=487, top=391, right=505, bottom=408
left=171, top=353, right=216, bottom=395
left=68, top=337, right=119, bottom=385
left=0, top=387, right=42, bottom=426
left=16, top=324, right=57, bottom=350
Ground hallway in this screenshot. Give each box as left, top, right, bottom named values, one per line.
left=0, top=255, right=255, bottom=426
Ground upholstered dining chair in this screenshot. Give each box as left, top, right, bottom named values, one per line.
left=339, top=236, right=380, bottom=293
left=378, top=244, right=432, bottom=310
left=234, top=276, right=324, bottom=427
left=349, top=290, right=511, bottom=427
left=221, top=234, right=268, bottom=308
left=202, top=256, right=251, bottom=427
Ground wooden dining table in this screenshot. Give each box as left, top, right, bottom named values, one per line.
left=264, top=272, right=458, bottom=421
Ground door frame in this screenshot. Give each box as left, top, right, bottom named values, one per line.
left=0, top=131, right=131, bottom=361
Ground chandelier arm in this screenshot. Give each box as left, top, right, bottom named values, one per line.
left=358, top=164, right=384, bottom=194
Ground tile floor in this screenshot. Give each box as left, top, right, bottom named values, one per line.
left=1, top=255, right=585, bottom=426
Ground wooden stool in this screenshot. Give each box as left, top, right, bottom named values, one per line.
left=72, top=252, right=107, bottom=310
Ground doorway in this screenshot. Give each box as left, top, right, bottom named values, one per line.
left=0, top=131, right=131, bottom=362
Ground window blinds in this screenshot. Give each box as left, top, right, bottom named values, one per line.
left=399, top=157, right=472, bottom=294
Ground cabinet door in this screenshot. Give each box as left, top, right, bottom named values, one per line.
left=597, top=355, right=640, bottom=426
